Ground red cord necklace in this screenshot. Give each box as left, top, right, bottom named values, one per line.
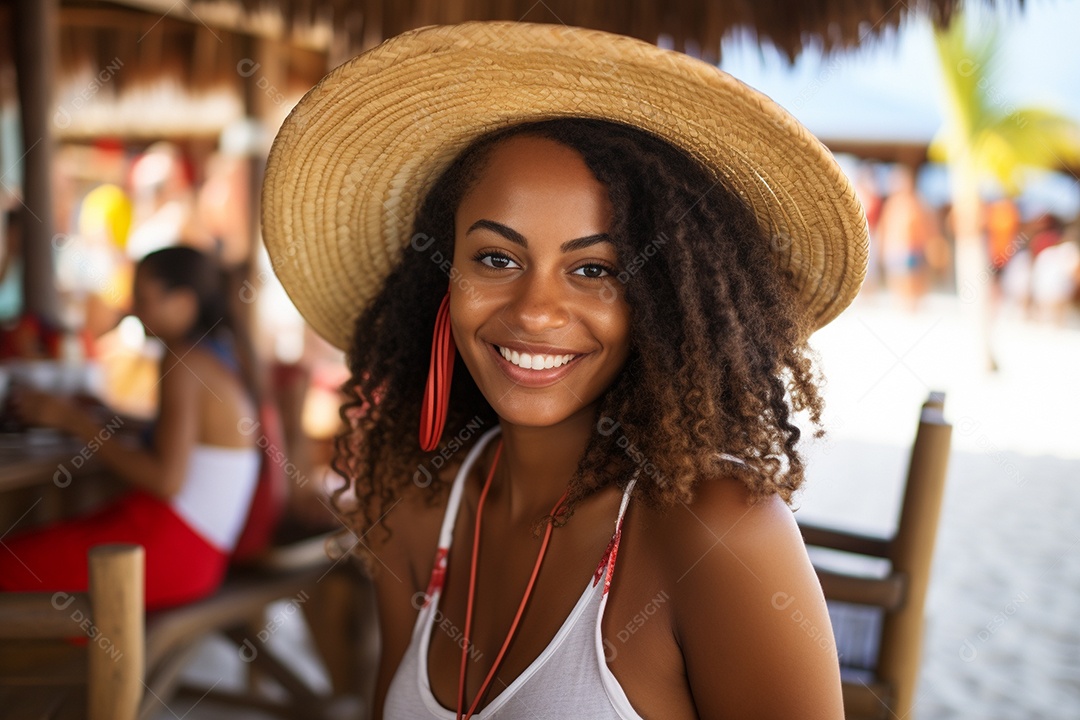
left=456, top=438, right=569, bottom=720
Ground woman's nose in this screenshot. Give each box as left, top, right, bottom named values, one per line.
left=505, top=269, right=571, bottom=335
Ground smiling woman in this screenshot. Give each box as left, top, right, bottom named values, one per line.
left=261, top=21, right=867, bottom=720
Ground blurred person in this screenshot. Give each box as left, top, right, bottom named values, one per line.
left=999, top=246, right=1034, bottom=318
left=1030, top=220, right=1080, bottom=326
left=998, top=214, right=1061, bottom=319
left=877, top=166, right=943, bottom=311
left=1028, top=213, right=1064, bottom=260
left=986, top=197, right=1020, bottom=271
left=0, top=246, right=263, bottom=609
left=985, top=197, right=1020, bottom=322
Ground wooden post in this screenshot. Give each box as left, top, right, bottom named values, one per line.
left=877, top=392, right=952, bottom=719
left=88, top=544, right=144, bottom=720
left=13, top=0, right=60, bottom=325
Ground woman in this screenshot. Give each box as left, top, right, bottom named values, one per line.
left=1, top=246, right=262, bottom=610
left=262, top=22, right=867, bottom=719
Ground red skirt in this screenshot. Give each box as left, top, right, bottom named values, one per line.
left=0, top=489, right=228, bottom=610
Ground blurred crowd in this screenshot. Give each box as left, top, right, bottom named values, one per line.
left=854, top=163, right=1080, bottom=325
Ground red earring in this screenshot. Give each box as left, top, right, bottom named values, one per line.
left=419, top=290, right=455, bottom=452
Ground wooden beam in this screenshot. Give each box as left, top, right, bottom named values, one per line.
left=823, top=139, right=931, bottom=166
left=15, top=0, right=60, bottom=326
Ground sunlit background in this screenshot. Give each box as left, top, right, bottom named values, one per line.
left=732, top=5, right=1080, bottom=717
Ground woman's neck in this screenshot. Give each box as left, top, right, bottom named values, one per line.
left=482, top=407, right=597, bottom=525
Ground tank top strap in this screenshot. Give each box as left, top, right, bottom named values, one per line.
left=421, top=424, right=503, bottom=606
left=593, top=470, right=640, bottom=595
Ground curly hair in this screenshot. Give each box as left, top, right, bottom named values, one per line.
left=331, top=117, right=827, bottom=545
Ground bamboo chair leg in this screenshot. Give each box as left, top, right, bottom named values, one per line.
left=88, top=545, right=144, bottom=720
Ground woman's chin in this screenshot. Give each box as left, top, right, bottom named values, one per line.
left=487, top=395, right=593, bottom=431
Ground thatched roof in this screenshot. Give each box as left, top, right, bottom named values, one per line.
left=42, top=0, right=1016, bottom=138
left=97, top=0, right=1014, bottom=64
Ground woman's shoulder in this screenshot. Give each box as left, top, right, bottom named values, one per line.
left=161, top=341, right=231, bottom=386
left=633, top=473, right=843, bottom=717
left=632, top=472, right=816, bottom=634
left=640, top=472, right=797, bottom=557
left=362, top=459, right=462, bottom=590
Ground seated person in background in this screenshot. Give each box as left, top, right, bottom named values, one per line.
left=0, top=246, right=262, bottom=610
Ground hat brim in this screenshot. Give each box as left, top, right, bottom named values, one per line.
left=262, top=21, right=868, bottom=351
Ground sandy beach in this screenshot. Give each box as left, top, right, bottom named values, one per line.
left=797, top=291, right=1080, bottom=719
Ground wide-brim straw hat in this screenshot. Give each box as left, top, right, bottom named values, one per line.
left=262, top=21, right=868, bottom=351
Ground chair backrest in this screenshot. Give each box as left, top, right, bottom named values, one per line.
left=877, top=391, right=952, bottom=718
left=0, top=544, right=145, bottom=720
left=799, top=391, right=952, bottom=720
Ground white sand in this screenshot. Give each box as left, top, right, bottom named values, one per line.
left=796, top=291, right=1080, bottom=719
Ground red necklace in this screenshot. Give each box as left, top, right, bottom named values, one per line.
left=456, top=438, right=569, bottom=720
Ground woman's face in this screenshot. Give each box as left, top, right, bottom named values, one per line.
left=132, top=268, right=196, bottom=342
left=450, top=134, right=631, bottom=428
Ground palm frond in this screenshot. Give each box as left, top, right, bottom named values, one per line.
left=933, top=13, right=1080, bottom=192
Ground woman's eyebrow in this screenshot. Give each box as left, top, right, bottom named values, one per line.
left=466, top=218, right=612, bottom=252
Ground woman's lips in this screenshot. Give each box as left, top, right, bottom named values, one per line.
left=487, top=342, right=586, bottom=388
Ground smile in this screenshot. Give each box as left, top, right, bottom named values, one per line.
left=488, top=343, right=587, bottom=388
left=496, top=346, right=578, bottom=369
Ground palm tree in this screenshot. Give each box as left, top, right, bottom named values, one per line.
left=932, top=12, right=1080, bottom=370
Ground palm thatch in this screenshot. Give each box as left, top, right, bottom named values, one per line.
left=96, top=0, right=1015, bottom=63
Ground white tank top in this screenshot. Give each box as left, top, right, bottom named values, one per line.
left=384, top=425, right=646, bottom=719
left=169, top=444, right=261, bottom=552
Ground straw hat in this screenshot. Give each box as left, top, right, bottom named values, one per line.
left=262, top=21, right=868, bottom=350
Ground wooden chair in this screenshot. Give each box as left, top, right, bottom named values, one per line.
left=0, top=536, right=371, bottom=720
left=799, top=391, right=952, bottom=720
left=137, top=530, right=370, bottom=720
left=0, top=544, right=144, bottom=720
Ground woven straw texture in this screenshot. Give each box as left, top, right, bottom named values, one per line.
left=262, top=21, right=869, bottom=350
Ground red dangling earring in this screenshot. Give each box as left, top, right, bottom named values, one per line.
left=419, top=290, right=455, bottom=452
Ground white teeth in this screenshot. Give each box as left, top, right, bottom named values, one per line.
left=497, top=346, right=576, bottom=370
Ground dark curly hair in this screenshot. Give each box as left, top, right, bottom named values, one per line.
left=331, top=117, right=826, bottom=544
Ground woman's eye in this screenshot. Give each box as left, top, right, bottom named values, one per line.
left=472, top=251, right=615, bottom=279
left=474, top=251, right=520, bottom=270
left=573, top=263, right=616, bottom=279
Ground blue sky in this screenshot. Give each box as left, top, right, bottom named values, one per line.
left=718, top=1, right=1080, bottom=143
